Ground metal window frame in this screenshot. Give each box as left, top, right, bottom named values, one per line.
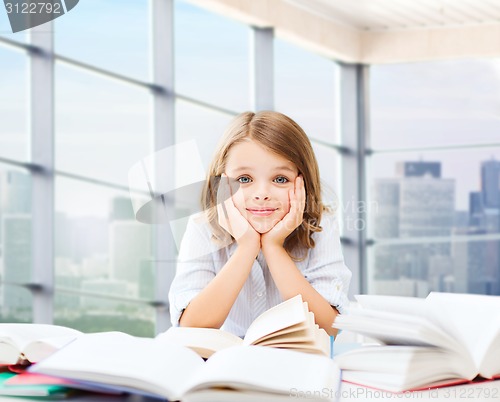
left=337, top=62, right=370, bottom=297
left=29, top=21, right=55, bottom=323
left=151, top=0, right=176, bottom=333
left=250, top=26, right=274, bottom=111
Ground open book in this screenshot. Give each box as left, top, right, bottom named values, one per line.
left=158, top=294, right=331, bottom=358
left=332, top=292, right=500, bottom=392
left=0, top=324, right=82, bottom=365
left=31, top=331, right=340, bottom=401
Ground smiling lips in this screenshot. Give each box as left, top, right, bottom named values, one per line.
left=246, top=208, right=277, bottom=217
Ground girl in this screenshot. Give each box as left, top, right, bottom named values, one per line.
left=168, top=111, right=351, bottom=337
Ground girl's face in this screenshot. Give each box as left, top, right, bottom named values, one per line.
left=224, top=139, right=299, bottom=234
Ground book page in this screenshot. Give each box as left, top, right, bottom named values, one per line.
left=0, top=324, right=82, bottom=352
left=31, top=332, right=205, bottom=400
left=252, top=321, right=308, bottom=344
left=22, top=336, right=81, bottom=363
left=426, top=292, right=500, bottom=373
left=156, top=327, right=243, bottom=358
left=243, top=295, right=307, bottom=345
left=334, top=308, right=462, bottom=350
left=478, top=332, right=500, bottom=378
left=337, top=346, right=472, bottom=392
left=256, top=328, right=313, bottom=346
left=0, top=344, right=21, bottom=364
left=183, top=345, right=340, bottom=396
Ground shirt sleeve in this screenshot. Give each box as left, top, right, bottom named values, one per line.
left=302, top=212, right=352, bottom=315
left=168, top=215, right=217, bottom=326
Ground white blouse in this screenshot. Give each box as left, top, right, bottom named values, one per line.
left=168, top=211, right=351, bottom=338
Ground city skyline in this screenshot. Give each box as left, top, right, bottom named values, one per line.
left=372, top=160, right=500, bottom=297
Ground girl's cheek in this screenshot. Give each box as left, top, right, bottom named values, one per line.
left=234, top=189, right=248, bottom=211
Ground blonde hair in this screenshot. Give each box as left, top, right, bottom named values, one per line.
left=202, top=111, right=328, bottom=260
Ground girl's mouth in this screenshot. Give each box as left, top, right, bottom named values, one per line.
left=246, top=208, right=277, bottom=217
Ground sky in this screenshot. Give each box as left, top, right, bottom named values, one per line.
left=1, top=0, right=500, bottom=217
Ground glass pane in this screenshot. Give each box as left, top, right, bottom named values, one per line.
left=369, top=239, right=500, bottom=297
left=275, top=39, right=338, bottom=145
left=55, top=63, right=152, bottom=186
left=0, top=285, right=32, bottom=322
left=0, top=45, right=28, bottom=161
left=175, top=99, right=235, bottom=170
left=55, top=176, right=154, bottom=301
left=54, top=0, right=149, bottom=81
left=368, top=147, right=500, bottom=294
left=0, top=165, right=32, bottom=288
left=54, top=296, right=155, bottom=337
left=371, top=59, right=500, bottom=150
left=0, top=6, right=29, bottom=43
left=368, top=147, right=500, bottom=239
left=175, top=0, right=250, bottom=111
left=312, top=142, right=341, bottom=209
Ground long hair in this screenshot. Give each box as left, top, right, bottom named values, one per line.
left=201, top=111, right=328, bottom=260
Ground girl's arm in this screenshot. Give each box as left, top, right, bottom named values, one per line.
left=261, top=244, right=340, bottom=337
left=179, top=175, right=260, bottom=328
left=179, top=243, right=258, bottom=328
left=261, top=176, right=340, bottom=337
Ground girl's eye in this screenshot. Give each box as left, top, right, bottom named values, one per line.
left=274, top=176, right=289, bottom=184
left=237, top=176, right=252, bottom=183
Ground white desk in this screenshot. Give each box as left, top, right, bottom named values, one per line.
left=0, top=382, right=499, bottom=402
left=339, top=380, right=500, bottom=402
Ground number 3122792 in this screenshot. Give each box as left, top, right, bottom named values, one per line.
left=5, top=2, right=62, bottom=14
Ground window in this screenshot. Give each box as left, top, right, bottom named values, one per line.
left=0, top=46, right=28, bottom=161
left=55, top=63, right=152, bottom=186
left=174, top=0, right=250, bottom=112
left=371, top=60, right=500, bottom=149
left=274, top=37, right=342, bottom=237
left=175, top=99, right=235, bottom=169
left=275, top=38, right=338, bottom=145
left=0, top=164, right=32, bottom=323
left=368, top=60, right=500, bottom=297
left=54, top=0, right=150, bottom=81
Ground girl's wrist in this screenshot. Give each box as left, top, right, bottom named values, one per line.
left=261, top=239, right=285, bottom=255
left=236, top=238, right=261, bottom=259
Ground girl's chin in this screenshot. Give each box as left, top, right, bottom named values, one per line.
left=253, top=226, right=273, bottom=234
left=248, top=218, right=279, bottom=234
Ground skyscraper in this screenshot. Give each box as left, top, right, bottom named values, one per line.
left=399, top=178, right=454, bottom=239
left=1, top=171, right=31, bottom=214
left=109, top=221, right=152, bottom=283
left=111, top=197, right=135, bottom=221
left=0, top=170, right=31, bottom=244
left=469, top=191, right=484, bottom=227
left=481, top=159, right=500, bottom=209
left=372, top=161, right=455, bottom=295
left=370, top=179, right=399, bottom=239
left=2, top=215, right=31, bottom=316
left=471, top=158, right=500, bottom=295
left=0, top=171, right=32, bottom=318
left=397, top=161, right=441, bottom=178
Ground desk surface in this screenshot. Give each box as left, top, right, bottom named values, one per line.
left=339, top=380, right=500, bottom=402
left=0, top=379, right=499, bottom=402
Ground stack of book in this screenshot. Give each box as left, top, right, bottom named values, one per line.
left=0, top=323, right=83, bottom=398
left=332, top=292, right=500, bottom=392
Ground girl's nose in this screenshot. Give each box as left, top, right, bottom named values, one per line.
left=254, top=194, right=270, bottom=201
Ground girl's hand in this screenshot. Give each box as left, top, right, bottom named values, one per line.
left=217, top=173, right=260, bottom=251
left=261, top=175, right=306, bottom=249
